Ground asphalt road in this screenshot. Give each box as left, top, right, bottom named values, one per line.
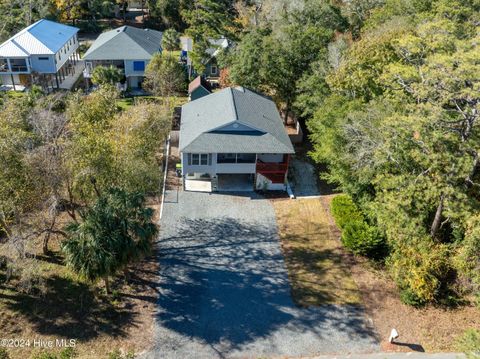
left=144, top=191, right=379, bottom=358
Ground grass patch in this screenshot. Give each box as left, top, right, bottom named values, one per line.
left=116, top=96, right=188, bottom=111
left=273, top=198, right=362, bottom=306
left=116, top=97, right=134, bottom=110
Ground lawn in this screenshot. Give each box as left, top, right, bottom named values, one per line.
left=273, top=198, right=362, bottom=306
left=116, top=95, right=188, bottom=111
left=116, top=97, right=135, bottom=110
left=288, top=195, right=480, bottom=352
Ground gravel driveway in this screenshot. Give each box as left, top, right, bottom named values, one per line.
left=144, top=190, right=378, bottom=359
left=290, top=158, right=321, bottom=197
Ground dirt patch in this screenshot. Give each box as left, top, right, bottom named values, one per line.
left=273, top=198, right=362, bottom=306
left=319, top=195, right=480, bottom=353
left=165, top=139, right=182, bottom=192
left=0, top=207, right=161, bottom=359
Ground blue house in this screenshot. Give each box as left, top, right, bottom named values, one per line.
left=82, top=26, right=163, bottom=89
left=0, top=19, right=80, bottom=91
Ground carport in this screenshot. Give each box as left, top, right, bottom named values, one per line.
left=216, top=174, right=254, bottom=192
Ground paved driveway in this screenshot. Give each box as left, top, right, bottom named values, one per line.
left=145, top=191, right=378, bottom=359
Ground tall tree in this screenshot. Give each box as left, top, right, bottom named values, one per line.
left=143, top=53, right=186, bottom=97
left=62, top=188, right=157, bottom=294
left=181, top=0, right=238, bottom=74
left=161, top=28, right=180, bottom=56
left=91, top=65, right=124, bottom=86
left=307, top=0, right=480, bottom=303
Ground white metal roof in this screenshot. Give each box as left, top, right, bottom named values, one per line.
left=0, top=19, right=79, bottom=57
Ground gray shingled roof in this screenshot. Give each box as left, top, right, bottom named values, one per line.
left=83, top=26, right=162, bottom=61
left=179, top=87, right=295, bottom=154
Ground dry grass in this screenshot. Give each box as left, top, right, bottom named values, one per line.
left=273, top=197, right=362, bottom=306
left=318, top=195, right=480, bottom=352
left=0, top=206, right=161, bottom=359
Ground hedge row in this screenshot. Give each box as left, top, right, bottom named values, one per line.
left=331, top=194, right=386, bottom=259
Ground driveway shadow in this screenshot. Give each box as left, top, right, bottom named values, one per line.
left=154, top=215, right=379, bottom=357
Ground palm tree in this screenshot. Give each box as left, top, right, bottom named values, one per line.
left=161, top=28, right=180, bottom=58
left=62, top=188, right=157, bottom=294
left=91, top=65, right=123, bottom=87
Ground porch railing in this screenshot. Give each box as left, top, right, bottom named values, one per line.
left=256, top=161, right=288, bottom=173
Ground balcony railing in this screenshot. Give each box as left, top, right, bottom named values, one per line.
left=10, top=65, right=28, bottom=72
left=256, top=161, right=288, bottom=173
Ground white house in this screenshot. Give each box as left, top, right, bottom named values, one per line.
left=179, top=86, right=295, bottom=192
left=0, top=19, right=80, bottom=91
left=82, top=26, right=162, bottom=89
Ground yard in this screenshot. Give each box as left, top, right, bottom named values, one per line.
left=116, top=95, right=188, bottom=111
left=274, top=195, right=480, bottom=353
left=273, top=197, right=361, bottom=305
left=0, top=204, right=161, bottom=359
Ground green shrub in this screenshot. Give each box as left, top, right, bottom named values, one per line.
left=341, top=220, right=385, bottom=258
left=107, top=349, right=135, bottom=359
left=331, top=194, right=363, bottom=229
left=389, top=240, right=451, bottom=304
left=400, top=288, right=426, bottom=307
left=457, top=329, right=480, bottom=358
left=59, top=348, right=77, bottom=359
left=0, top=348, right=10, bottom=359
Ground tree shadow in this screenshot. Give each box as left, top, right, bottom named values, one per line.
left=34, top=252, right=64, bottom=265
left=0, top=274, right=137, bottom=341
left=155, top=216, right=379, bottom=355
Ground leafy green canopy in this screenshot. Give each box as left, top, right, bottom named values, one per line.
left=91, top=65, right=124, bottom=86
left=182, top=0, right=239, bottom=74
left=228, top=0, right=347, bottom=121
left=62, top=188, right=157, bottom=287
left=144, top=53, right=187, bottom=97
left=307, top=0, right=480, bottom=303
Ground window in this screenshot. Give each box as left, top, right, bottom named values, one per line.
left=133, top=61, right=145, bottom=72
left=217, top=153, right=236, bottom=164
left=38, top=57, right=49, bottom=61
left=237, top=154, right=256, bottom=163
left=211, top=65, right=218, bottom=76
left=217, top=153, right=256, bottom=164
left=189, top=153, right=210, bottom=166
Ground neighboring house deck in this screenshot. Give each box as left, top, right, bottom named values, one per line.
left=82, top=26, right=162, bottom=89
left=0, top=19, right=81, bottom=92
left=179, top=86, right=295, bottom=192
